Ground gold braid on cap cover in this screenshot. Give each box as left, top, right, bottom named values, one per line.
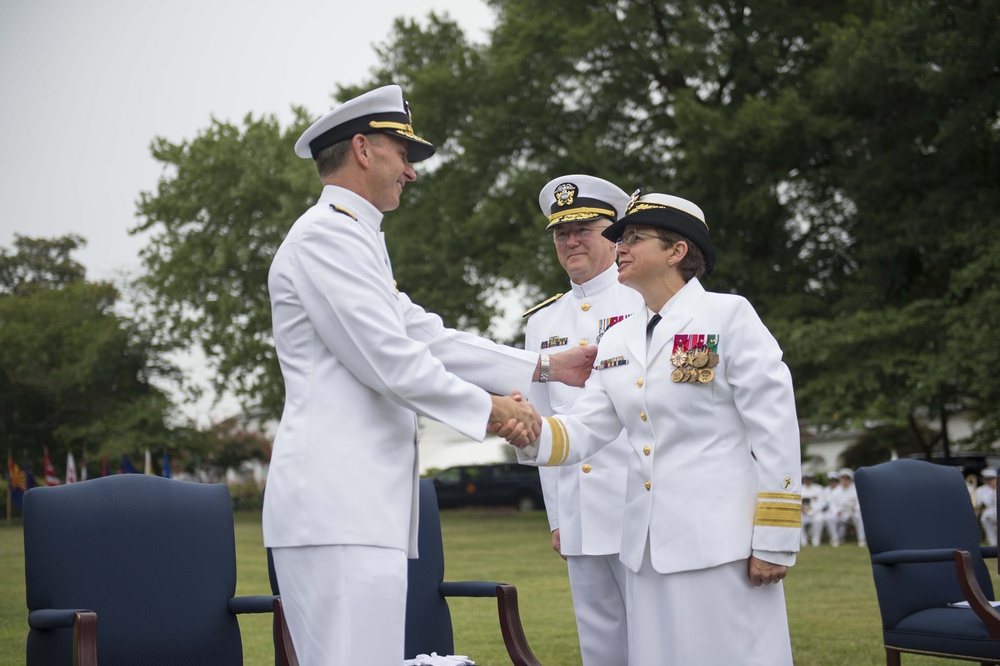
left=368, top=120, right=432, bottom=145
left=548, top=206, right=617, bottom=225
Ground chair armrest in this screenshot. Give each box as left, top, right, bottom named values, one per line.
left=870, top=548, right=958, bottom=565
left=228, top=595, right=280, bottom=614
left=954, top=550, right=1000, bottom=639
left=982, top=545, right=998, bottom=559
left=496, top=584, right=543, bottom=666
left=28, top=610, right=97, bottom=666
left=439, top=580, right=503, bottom=598
left=226, top=596, right=299, bottom=666
left=28, top=609, right=90, bottom=629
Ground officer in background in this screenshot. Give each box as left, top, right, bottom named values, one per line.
left=817, top=470, right=841, bottom=546
left=800, top=471, right=823, bottom=546
left=525, top=175, right=643, bottom=666
left=975, top=468, right=998, bottom=546
left=834, top=467, right=866, bottom=547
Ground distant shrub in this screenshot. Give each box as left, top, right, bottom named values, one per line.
left=228, top=480, right=264, bottom=512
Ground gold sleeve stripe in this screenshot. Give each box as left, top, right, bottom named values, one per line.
left=755, top=501, right=802, bottom=528
left=545, top=417, right=569, bottom=466
left=758, top=492, right=802, bottom=501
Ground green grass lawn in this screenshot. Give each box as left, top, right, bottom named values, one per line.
left=2, top=509, right=997, bottom=665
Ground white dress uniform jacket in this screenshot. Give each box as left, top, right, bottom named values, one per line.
left=526, top=265, right=643, bottom=555
left=264, top=185, right=538, bottom=557
left=521, top=277, right=801, bottom=573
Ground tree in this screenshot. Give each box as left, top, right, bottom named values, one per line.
left=772, top=0, right=1000, bottom=452
left=0, top=235, right=190, bottom=470
left=134, top=0, right=999, bottom=453
left=134, top=112, right=317, bottom=417
left=0, top=234, right=86, bottom=295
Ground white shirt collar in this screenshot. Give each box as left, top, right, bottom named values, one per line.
left=569, top=264, right=621, bottom=299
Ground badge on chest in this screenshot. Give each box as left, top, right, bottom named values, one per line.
left=670, top=334, right=720, bottom=384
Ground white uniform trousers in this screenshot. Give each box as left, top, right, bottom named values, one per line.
left=566, top=553, right=628, bottom=666
left=982, top=511, right=998, bottom=546
left=272, top=544, right=408, bottom=666
left=625, top=541, right=793, bottom=666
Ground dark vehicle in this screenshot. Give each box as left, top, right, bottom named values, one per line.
left=431, top=463, right=545, bottom=512
left=905, top=452, right=1000, bottom=480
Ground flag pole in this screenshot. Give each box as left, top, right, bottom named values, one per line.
left=6, top=450, right=12, bottom=524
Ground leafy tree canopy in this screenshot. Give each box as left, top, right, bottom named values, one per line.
left=134, top=0, right=999, bottom=455
left=0, top=235, right=202, bottom=471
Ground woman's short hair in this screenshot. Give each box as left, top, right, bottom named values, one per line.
left=657, top=230, right=706, bottom=281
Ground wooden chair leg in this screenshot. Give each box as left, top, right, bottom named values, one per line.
left=495, top=584, right=543, bottom=666
left=72, top=611, right=98, bottom=666
left=885, top=646, right=901, bottom=666
left=273, top=598, right=299, bottom=666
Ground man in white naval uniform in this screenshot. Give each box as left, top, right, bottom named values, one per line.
left=264, top=84, right=594, bottom=666
left=525, top=175, right=642, bottom=666
left=800, top=471, right=823, bottom=546
left=507, top=192, right=801, bottom=665
left=976, top=468, right=998, bottom=546
left=835, top=468, right=866, bottom=547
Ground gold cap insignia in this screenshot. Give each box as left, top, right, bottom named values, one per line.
left=553, top=182, right=578, bottom=207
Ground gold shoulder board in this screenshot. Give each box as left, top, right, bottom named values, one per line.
left=522, top=293, right=564, bottom=318
left=329, top=204, right=358, bottom=221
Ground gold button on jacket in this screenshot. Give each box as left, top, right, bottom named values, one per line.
left=582, top=464, right=592, bottom=473
left=645, top=480, right=651, bottom=490
left=643, top=446, right=651, bottom=456
left=640, top=411, right=647, bottom=421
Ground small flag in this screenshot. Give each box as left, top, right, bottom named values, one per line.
left=22, top=457, right=39, bottom=490
left=162, top=450, right=171, bottom=479
left=119, top=455, right=139, bottom=474
left=7, top=452, right=28, bottom=511
left=43, top=449, right=61, bottom=486
left=65, top=452, right=77, bottom=484
left=80, top=451, right=88, bottom=482
left=144, top=449, right=153, bottom=475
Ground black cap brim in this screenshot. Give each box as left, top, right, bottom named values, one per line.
left=603, top=207, right=716, bottom=274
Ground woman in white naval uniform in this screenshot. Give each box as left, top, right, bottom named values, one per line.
left=513, top=191, right=801, bottom=665
left=265, top=84, right=596, bottom=666
left=526, top=175, right=644, bottom=666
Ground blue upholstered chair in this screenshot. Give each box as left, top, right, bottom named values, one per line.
left=856, top=459, right=1000, bottom=665
left=404, top=477, right=542, bottom=665
left=266, top=478, right=543, bottom=665
left=23, top=474, right=297, bottom=666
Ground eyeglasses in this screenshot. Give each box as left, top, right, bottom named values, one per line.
left=552, top=225, right=602, bottom=245
left=615, top=229, right=661, bottom=248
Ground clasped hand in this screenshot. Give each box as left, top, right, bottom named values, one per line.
left=546, top=345, right=598, bottom=387
left=487, top=391, right=542, bottom=448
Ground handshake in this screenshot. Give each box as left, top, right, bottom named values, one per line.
left=488, top=391, right=542, bottom=448
left=487, top=344, right=597, bottom=448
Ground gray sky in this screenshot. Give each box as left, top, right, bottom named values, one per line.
left=0, top=0, right=495, bottom=422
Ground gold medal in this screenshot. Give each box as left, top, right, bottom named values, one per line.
left=708, top=352, right=720, bottom=368
left=685, top=368, right=698, bottom=382
left=671, top=369, right=685, bottom=382
left=697, top=368, right=715, bottom=384
left=691, top=350, right=709, bottom=368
